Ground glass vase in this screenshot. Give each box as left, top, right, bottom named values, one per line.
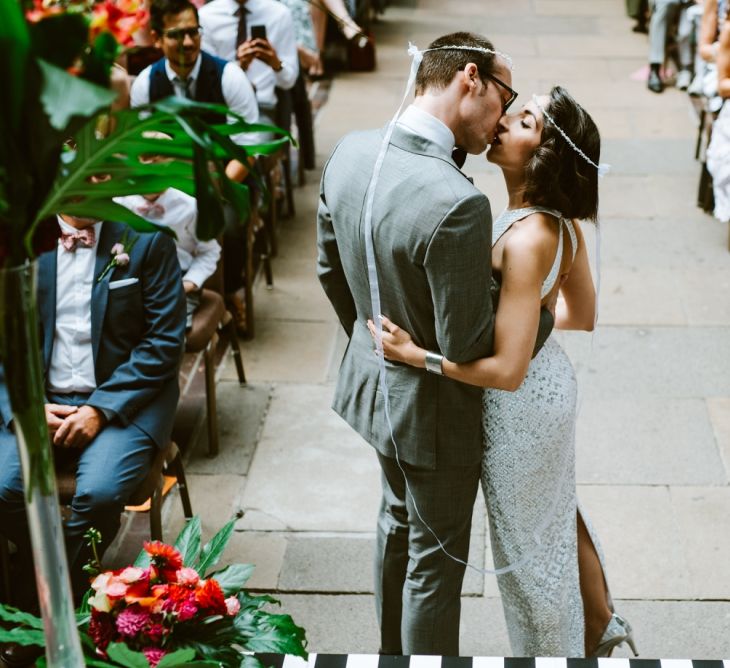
left=0, top=261, right=84, bottom=666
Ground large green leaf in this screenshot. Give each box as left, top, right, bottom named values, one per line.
left=156, top=648, right=197, bottom=667
left=0, top=626, right=46, bottom=646
left=106, top=643, right=151, bottom=668
left=209, top=563, right=255, bottom=596
left=0, top=603, right=43, bottom=629
left=38, top=59, right=117, bottom=132
left=174, top=515, right=202, bottom=567
left=29, top=98, right=291, bottom=251
left=239, top=613, right=307, bottom=657
left=195, top=517, right=237, bottom=577
left=0, top=0, right=31, bottom=133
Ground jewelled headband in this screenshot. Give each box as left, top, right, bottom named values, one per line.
left=408, top=42, right=514, bottom=70
left=531, top=94, right=610, bottom=177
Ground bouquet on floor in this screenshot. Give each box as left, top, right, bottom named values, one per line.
left=1, top=517, right=307, bottom=668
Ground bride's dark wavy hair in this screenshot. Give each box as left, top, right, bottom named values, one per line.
left=523, top=86, right=601, bottom=222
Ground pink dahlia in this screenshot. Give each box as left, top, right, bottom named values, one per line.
left=115, top=606, right=151, bottom=637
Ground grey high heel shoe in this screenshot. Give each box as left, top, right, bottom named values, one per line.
left=591, top=613, right=639, bottom=657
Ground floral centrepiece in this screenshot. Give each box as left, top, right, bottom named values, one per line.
left=0, top=517, right=308, bottom=668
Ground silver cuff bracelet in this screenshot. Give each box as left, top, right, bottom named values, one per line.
left=424, top=351, right=444, bottom=375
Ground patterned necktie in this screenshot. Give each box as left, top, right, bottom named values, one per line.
left=60, top=227, right=96, bottom=252
left=236, top=2, right=249, bottom=49
left=175, top=76, right=193, bottom=99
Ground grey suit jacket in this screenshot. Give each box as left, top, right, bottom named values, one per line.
left=317, top=125, right=496, bottom=470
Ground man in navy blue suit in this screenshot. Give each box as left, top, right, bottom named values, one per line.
left=0, top=212, right=185, bottom=608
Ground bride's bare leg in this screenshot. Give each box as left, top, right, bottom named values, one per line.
left=318, top=0, right=363, bottom=40
left=311, top=3, right=328, bottom=54
left=577, top=512, right=612, bottom=655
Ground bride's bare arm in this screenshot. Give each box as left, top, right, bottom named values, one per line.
left=554, top=222, right=596, bottom=331
left=369, top=225, right=552, bottom=391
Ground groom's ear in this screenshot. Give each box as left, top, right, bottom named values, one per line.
left=462, top=63, right=480, bottom=91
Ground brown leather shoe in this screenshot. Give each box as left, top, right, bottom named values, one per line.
left=0, top=642, right=44, bottom=667
left=225, top=293, right=248, bottom=338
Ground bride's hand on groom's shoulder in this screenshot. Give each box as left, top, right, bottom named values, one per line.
left=366, top=316, right=417, bottom=366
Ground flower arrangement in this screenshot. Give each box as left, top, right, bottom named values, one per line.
left=0, top=516, right=308, bottom=667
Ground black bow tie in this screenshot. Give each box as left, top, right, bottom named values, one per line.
left=452, top=147, right=467, bottom=169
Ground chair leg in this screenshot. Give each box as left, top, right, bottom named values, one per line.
left=204, top=337, right=220, bottom=457
left=283, top=148, right=296, bottom=219
left=695, top=109, right=705, bottom=161
left=169, top=453, right=194, bottom=519
left=224, top=318, right=247, bottom=384
left=149, top=477, right=164, bottom=542
left=264, top=170, right=279, bottom=258
left=0, top=538, right=12, bottom=604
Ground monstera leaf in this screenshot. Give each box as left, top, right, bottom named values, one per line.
left=31, top=97, right=292, bottom=247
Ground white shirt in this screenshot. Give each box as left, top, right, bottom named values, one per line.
left=47, top=218, right=103, bottom=394
left=114, top=189, right=221, bottom=289
left=396, top=105, right=456, bottom=161
left=130, top=53, right=264, bottom=146
left=199, top=0, right=299, bottom=109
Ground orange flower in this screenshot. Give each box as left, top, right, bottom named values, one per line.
left=143, top=541, right=183, bottom=570
left=194, top=579, right=227, bottom=616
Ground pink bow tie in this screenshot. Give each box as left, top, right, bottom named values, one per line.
left=136, top=201, right=166, bottom=219
left=60, top=227, right=96, bottom=252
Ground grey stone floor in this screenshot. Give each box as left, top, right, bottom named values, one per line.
left=111, top=0, right=730, bottom=659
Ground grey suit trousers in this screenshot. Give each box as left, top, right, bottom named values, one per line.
left=375, top=452, right=481, bottom=655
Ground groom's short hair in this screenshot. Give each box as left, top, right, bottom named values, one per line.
left=415, top=32, right=498, bottom=95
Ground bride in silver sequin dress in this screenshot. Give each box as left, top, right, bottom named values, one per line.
left=370, top=87, right=636, bottom=658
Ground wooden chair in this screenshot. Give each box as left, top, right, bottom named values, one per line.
left=55, top=440, right=193, bottom=542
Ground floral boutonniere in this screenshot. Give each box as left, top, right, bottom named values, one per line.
left=97, top=228, right=138, bottom=283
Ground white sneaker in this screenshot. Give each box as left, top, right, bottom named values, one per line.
left=687, top=72, right=704, bottom=96
left=676, top=69, right=692, bottom=90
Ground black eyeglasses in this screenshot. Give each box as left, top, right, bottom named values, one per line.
left=163, top=26, right=203, bottom=41
left=485, top=73, right=518, bottom=113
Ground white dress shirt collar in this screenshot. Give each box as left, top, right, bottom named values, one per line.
left=397, top=105, right=455, bottom=159
left=57, top=216, right=103, bottom=240
left=164, top=54, right=203, bottom=94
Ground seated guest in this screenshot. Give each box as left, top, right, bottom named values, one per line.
left=199, top=0, right=300, bottom=126
left=647, top=0, right=696, bottom=92
left=132, top=0, right=261, bottom=333
left=116, top=186, right=222, bottom=329
left=0, top=213, right=185, bottom=608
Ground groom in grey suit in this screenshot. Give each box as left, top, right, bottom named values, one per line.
left=317, top=33, right=515, bottom=654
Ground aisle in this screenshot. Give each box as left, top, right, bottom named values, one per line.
left=214, top=0, right=730, bottom=657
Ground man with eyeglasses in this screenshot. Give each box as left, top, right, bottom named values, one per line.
left=317, top=32, right=530, bottom=656
left=131, top=0, right=263, bottom=335
left=131, top=0, right=260, bottom=157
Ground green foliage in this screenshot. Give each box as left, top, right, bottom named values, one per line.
left=0, top=0, right=31, bottom=134
left=38, top=59, right=117, bottom=131
left=175, top=516, right=203, bottom=566
left=107, top=643, right=153, bottom=668
left=196, top=517, right=237, bottom=577
left=208, top=564, right=255, bottom=597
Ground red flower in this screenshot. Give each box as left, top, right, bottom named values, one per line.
left=88, top=610, right=115, bottom=652
left=144, top=541, right=183, bottom=579
left=194, top=579, right=227, bottom=616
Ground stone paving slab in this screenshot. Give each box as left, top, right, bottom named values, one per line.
left=238, top=383, right=381, bottom=532
left=707, top=397, right=730, bottom=480
left=186, top=382, right=271, bottom=475
left=220, top=531, right=287, bottom=590
left=558, top=327, right=730, bottom=398
left=669, top=486, right=730, bottom=599
left=221, top=320, right=336, bottom=384
left=603, top=139, right=697, bottom=175
left=576, top=398, right=725, bottom=486
left=577, top=485, right=694, bottom=600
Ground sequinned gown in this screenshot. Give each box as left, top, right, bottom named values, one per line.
left=482, top=207, right=604, bottom=657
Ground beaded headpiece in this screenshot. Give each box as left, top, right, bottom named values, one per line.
left=408, top=42, right=514, bottom=70
left=531, top=94, right=610, bottom=177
